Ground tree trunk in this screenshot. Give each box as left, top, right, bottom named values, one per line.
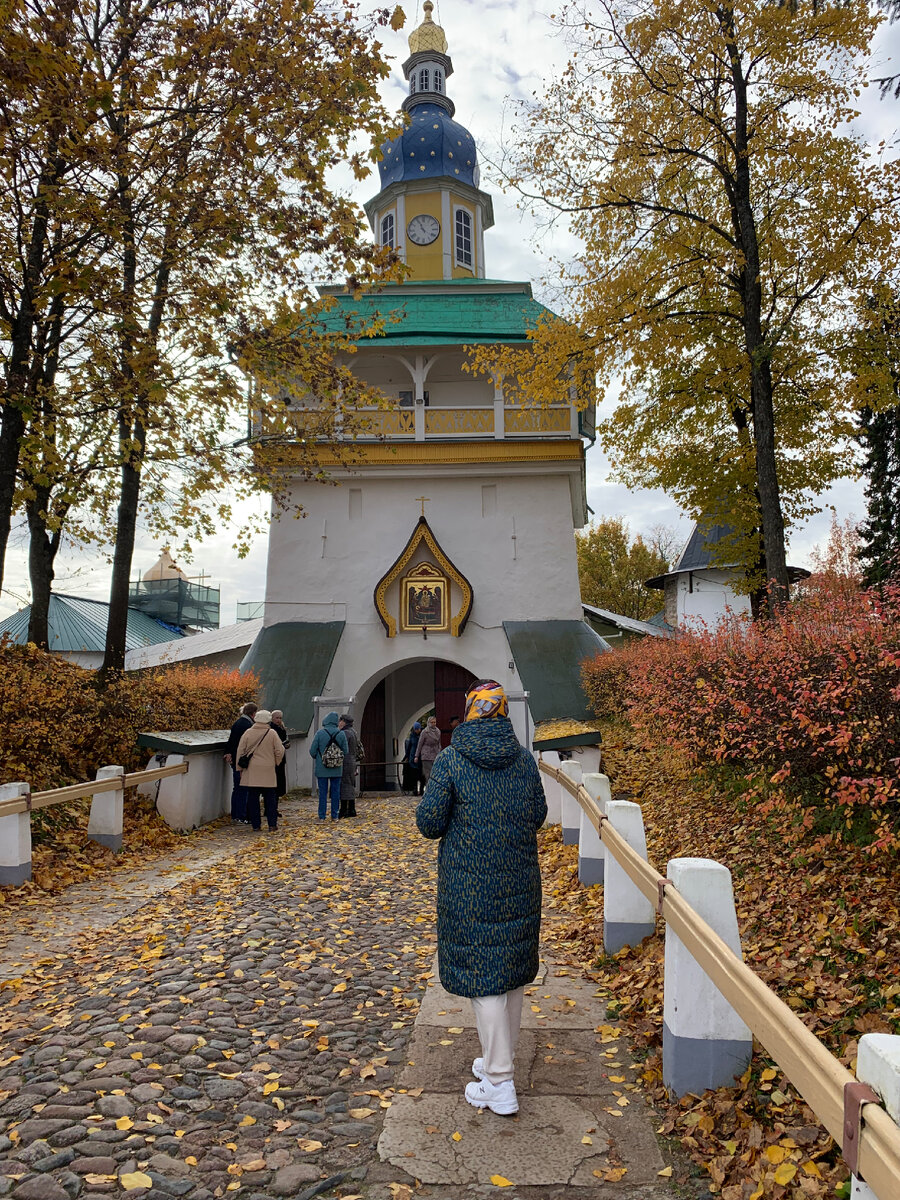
left=26, top=491, right=56, bottom=649
left=102, top=416, right=144, bottom=675
left=719, top=3, right=790, bottom=616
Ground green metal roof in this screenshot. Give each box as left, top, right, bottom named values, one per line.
left=316, top=280, right=556, bottom=346
left=0, top=594, right=184, bottom=653
left=239, top=621, right=345, bottom=733
left=503, top=620, right=611, bottom=724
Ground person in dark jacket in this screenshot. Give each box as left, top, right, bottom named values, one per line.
left=270, top=710, right=289, bottom=800
left=309, top=711, right=349, bottom=820
left=338, top=714, right=359, bottom=818
left=224, top=702, right=258, bottom=823
left=402, top=722, right=423, bottom=795
left=416, top=680, right=546, bottom=1117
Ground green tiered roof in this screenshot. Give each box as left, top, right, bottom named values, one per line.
left=316, top=279, right=555, bottom=346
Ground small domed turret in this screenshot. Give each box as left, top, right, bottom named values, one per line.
left=408, top=1, right=447, bottom=54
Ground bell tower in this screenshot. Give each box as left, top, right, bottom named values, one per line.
left=246, top=4, right=606, bottom=781
left=364, top=0, right=493, bottom=281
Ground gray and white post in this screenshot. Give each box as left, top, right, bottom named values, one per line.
left=88, top=765, right=125, bottom=852
left=851, top=1033, right=900, bottom=1199
left=603, top=800, right=655, bottom=953
left=579, top=772, right=611, bottom=886
left=663, top=857, right=752, bottom=1097
left=0, top=783, right=31, bottom=885
left=559, top=760, right=582, bottom=845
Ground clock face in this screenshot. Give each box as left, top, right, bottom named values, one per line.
left=407, top=214, right=440, bottom=245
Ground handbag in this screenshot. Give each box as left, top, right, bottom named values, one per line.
left=238, top=728, right=270, bottom=771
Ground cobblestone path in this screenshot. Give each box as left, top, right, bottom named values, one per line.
left=0, top=797, right=679, bottom=1200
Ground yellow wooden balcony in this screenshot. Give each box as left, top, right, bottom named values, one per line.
left=278, top=404, right=577, bottom=441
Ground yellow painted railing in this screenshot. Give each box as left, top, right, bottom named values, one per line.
left=424, top=408, right=494, bottom=436
left=505, top=406, right=569, bottom=434
left=280, top=405, right=574, bottom=439
left=539, top=760, right=900, bottom=1199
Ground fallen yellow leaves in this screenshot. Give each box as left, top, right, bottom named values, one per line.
left=489, top=1175, right=514, bottom=1187
left=297, top=1138, right=323, bottom=1153
left=119, top=1172, right=152, bottom=1190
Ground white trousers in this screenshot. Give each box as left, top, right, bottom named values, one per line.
left=471, top=986, right=525, bottom=1084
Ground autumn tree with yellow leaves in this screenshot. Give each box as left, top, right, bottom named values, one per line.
left=474, top=0, right=899, bottom=614
left=0, top=0, right=404, bottom=667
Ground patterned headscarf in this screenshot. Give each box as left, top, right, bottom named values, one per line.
left=464, top=679, right=509, bottom=721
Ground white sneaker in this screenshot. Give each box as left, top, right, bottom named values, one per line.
left=464, top=1078, right=518, bottom=1115
left=471, top=1057, right=487, bottom=1080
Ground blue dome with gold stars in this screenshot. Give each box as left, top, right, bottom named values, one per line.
left=379, top=103, right=479, bottom=189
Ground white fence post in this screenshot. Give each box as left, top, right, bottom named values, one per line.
left=851, top=1034, right=900, bottom=1199
left=88, top=765, right=124, bottom=852
left=559, top=760, right=582, bottom=845
left=540, top=753, right=562, bottom=826
left=573, top=746, right=601, bottom=775
left=663, top=857, right=752, bottom=1097
left=579, top=772, right=611, bottom=885
left=0, top=783, right=31, bottom=885
left=603, top=800, right=655, bottom=953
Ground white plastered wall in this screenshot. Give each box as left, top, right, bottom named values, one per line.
left=266, top=467, right=581, bottom=784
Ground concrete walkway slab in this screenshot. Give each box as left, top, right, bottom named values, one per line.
left=378, top=958, right=675, bottom=1194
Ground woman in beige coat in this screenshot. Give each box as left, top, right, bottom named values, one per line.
left=236, top=709, right=285, bottom=832
left=414, top=715, right=443, bottom=786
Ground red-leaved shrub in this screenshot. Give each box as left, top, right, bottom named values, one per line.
left=582, top=583, right=900, bottom=850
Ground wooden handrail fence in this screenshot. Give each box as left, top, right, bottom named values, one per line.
left=0, top=762, right=188, bottom=818
left=539, top=759, right=900, bottom=1200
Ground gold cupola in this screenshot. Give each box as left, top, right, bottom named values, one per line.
left=407, top=1, right=448, bottom=54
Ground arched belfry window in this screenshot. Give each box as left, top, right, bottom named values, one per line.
left=455, top=208, right=473, bottom=268
left=409, top=75, right=417, bottom=94
left=434, top=68, right=443, bottom=93
left=418, top=67, right=430, bottom=92
left=381, top=212, right=395, bottom=249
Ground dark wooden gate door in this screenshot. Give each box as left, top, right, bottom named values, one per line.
left=434, top=661, right=476, bottom=748
left=360, top=678, right=386, bottom=790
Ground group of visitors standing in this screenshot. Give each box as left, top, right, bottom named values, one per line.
left=401, top=714, right=460, bottom=794
left=224, top=703, right=289, bottom=832
left=309, top=712, right=361, bottom=820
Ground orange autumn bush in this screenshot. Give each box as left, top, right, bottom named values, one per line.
left=582, top=583, right=900, bottom=850
left=0, top=639, right=258, bottom=791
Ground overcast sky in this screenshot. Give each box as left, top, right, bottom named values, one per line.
left=1, top=1, right=897, bottom=622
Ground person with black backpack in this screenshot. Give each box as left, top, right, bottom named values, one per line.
left=309, top=711, right=349, bottom=821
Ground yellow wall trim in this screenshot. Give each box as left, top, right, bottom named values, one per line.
left=263, top=440, right=584, bottom=469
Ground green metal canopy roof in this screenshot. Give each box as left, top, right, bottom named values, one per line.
left=0, top=594, right=183, bottom=653
left=503, top=620, right=611, bottom=725
left=315, top=279, right=556, bottom=346
left=239, top=621, right=345, bottom=733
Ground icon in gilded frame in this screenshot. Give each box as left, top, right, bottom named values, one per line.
left=400, top=562, right=449, bottom=632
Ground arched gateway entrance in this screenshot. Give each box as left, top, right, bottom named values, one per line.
left=359, top=659, right=476, bottom=790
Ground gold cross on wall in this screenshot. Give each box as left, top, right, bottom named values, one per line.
left=415, top=496, right=431, bottom=517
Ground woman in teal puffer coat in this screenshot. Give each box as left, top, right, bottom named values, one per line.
left=416, top=679, right=546, bottom=1116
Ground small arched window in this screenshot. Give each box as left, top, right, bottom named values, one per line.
left=418, top=67, right=430, bottom=92
left=455, top=208, right=473, bottom=268
left=381, top=212, right=395, bottom=249
left=433, top=69, right=443, bottom=93
left=409, top=75, right=416, bottom=94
